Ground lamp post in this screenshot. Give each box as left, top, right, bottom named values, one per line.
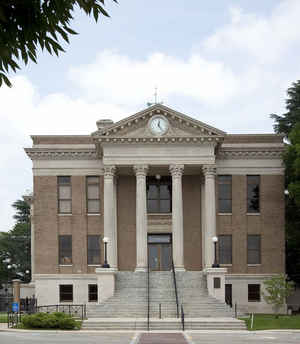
left=102, top=237, right=110, bottom=268
left=2, top=258, right=12, bottom=311
left=212, top=236, right=220, bottom=268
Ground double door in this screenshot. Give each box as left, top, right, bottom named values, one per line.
left=148, top=234, right=172, bottom=271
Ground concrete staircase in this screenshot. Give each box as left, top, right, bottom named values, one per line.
left=83, top=271, right=246, bottom=330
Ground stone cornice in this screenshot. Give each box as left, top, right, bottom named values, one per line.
left=25, top=148, right=98, bottom=160
left=217, top=147, right=285, bottom=160
left=95, top=136, right=222, bottom=144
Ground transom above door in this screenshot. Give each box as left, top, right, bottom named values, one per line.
left=148, top=234, right=172, bottom=271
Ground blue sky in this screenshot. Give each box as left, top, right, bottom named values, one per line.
left=0, top=0, right=299, bottom=231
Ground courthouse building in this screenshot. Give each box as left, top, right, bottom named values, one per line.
left=25, top=104, right=285, bottom=314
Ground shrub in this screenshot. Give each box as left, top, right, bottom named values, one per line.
left=21, top=312, right=78, bottom=330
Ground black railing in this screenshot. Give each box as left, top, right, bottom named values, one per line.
left=147, top=260, right=150, bottom=331
left=171, top=260, right=179, bottom=318
left=181, top=304, right=185, bottom=331
left=8, top=311, right=22, bottom=328
left=36, top=304, right=86, bottom=320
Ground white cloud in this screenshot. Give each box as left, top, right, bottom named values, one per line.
left=1, top=0, right=300, bottom=231
left=69, top=51, right=239, bottom=106
left=204, top=0, right=300, bottom=64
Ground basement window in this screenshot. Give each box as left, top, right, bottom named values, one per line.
left=248, top=284, right=260, bottom=302
left=59, top=285, right=73, bottom=302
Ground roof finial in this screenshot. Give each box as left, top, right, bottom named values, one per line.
left=147, top=86, right=163, bottom=107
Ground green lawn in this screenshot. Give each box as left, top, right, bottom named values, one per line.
left=0, top=313, right=7, bottom=323
left=241, top=314, right=300, bottom=330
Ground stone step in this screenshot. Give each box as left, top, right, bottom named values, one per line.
left=82, top=318, right=246, bottom=331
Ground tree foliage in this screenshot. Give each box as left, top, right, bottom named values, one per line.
left=271, top=80, right=300, bottom=285
left=262, top=274, right=294, bottom=317
left=0, top=197, right=31, bottom=287
left=0, top=0, right=117, bottom=87
left=270, top=80, right=300, bottom=138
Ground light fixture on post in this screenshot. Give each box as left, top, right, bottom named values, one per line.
left=102, top=237, right=110, bottom=268
left=212, top=236, right=220, bottom=268
left=3, top=258, right=12, bottom=312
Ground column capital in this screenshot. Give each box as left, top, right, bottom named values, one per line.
left=169, top=164, right=184, bottom=178
left=202, top=165, right=216, bottom=177
left=133, top=164, right=149, bottom=177
left=103, top=165, right=116, bottom=179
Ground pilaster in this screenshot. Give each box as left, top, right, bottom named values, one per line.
left=103, top=165, right=118, bottom=270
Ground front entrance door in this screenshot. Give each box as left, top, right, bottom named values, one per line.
left=148, top=234, right=172, bottom=271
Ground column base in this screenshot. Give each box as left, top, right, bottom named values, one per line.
left=135, top=267, right=147, bottom=272
left=175, top=266, right=186, bottom=272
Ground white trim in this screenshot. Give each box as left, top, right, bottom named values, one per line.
left=87, top=265, right=102, bottom=267
left=87, top=213, right=101, bottom=216
left=246, top=213, right=260, bottom=216
left=33, top=144, right=96, bottom=149
left=217, top=167, right=284, bottom=175
left=222, top=143, right=284, bottom=148
left=58, top=214, right=72, bottom=216
left=247, top=264, right=261, bottom=266
left=218, top=213, right=232, bottom=216
left=59, top=265, right=73, bottom=267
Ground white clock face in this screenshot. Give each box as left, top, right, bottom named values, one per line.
left=149, top=116, right=169, bottom=135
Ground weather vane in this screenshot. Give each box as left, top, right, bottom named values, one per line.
left=147, top=87, right=163, bottom=107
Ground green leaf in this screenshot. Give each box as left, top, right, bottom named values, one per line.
left=63, top=26, right=78, bottom=35
left=0, top=73, right=12, bottom=88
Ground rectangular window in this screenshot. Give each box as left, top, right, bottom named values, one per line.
left=59, top=235, right=72, bottom=265
left=214, top=277, right=221, bottom=289
left=248, top=235, right=261, bottom=264
left=86, top=176, right=100, bottom=213
left=87, top=235, right=101, bottom=265
left=147, top=176, right=172, bottom=213
left=219, top=235, right=232, bottom=264
left=59, top=285, right=73, bottom=302
left=88, top=284, right=98, bottom=302
left=247, top=175, right=260, bottom=213
left=58, top=176, right=72, bottom=214
left=248, top=284, right=260, bottom=302
left=218, top=175, right=232, bottom=213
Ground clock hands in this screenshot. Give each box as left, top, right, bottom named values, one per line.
left=157, top=120, right=162, bottom=131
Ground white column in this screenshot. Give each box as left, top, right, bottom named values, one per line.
left=202, top=165, right=217, bottom=268
left=170, top=164, right=185, bottom=271
left=201, top=176, right=206, bottom=269
left=104, top=165, right=118, bottom=270
left=134, top=164, right=149, bottom=272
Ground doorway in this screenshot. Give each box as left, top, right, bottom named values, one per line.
left=148, top=234, right=172, bottom=271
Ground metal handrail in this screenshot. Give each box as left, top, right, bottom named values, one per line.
left=181, top=304, right=185, bottom=331
left=36, top=304, right=86, bottom=320
left=147, top=260, right=150, bottom=331
left=171, top=260, right=179, bottom=318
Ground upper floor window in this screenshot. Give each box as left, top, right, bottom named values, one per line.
left=218, top=235, right=232, bottom=264
left=147, top=176, right=172, bottom=213
left=218, top=175, right=232, bottom=213
left=247, top=235, right=261, bottom=264
left=86, top=176, right=100, bottom=213
left=59, top=235, right=72, bottom=265
left=87, top=235, right=101, bottom=265
left=58, top=176, right=71, bottom=214
left=247, top=175, right=260, bottom=213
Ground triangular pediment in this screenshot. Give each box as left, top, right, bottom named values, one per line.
left=92, top=104, right=225, bottom=144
